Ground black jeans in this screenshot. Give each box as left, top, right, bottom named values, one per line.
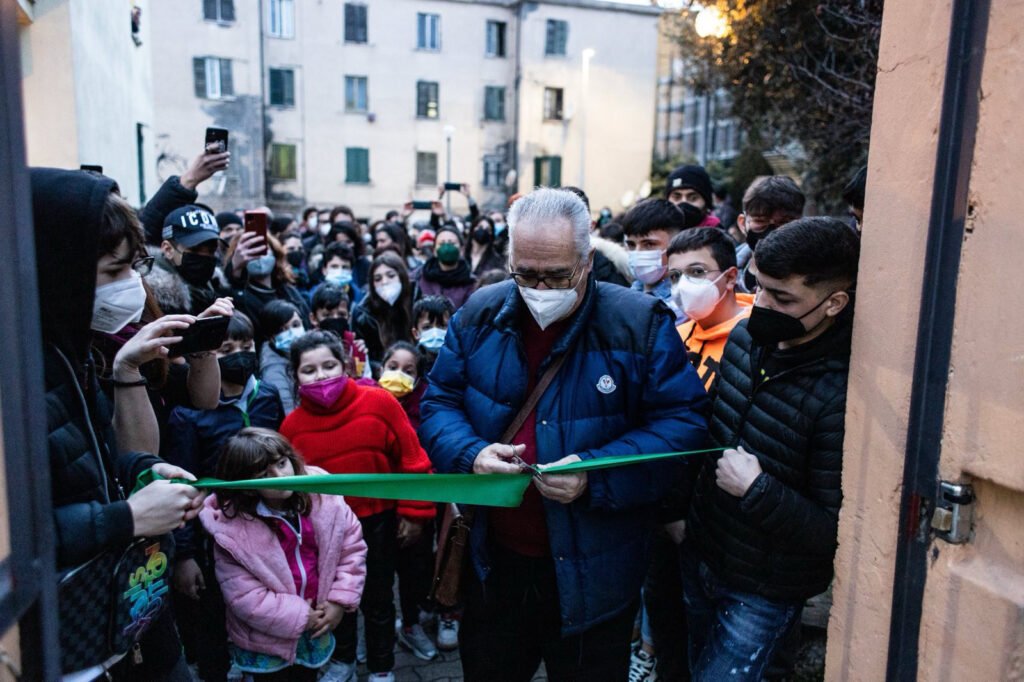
left=460, top=544, right=636, bottom=682
left=251, top=666, right=319, bottom=681
left=643, top=530, right=690, bottom=682
left=173, top=536, right=230, bottom=681
left=395, top=519, right=436, bottom=625
left=334, top=509, right=397, bottom=673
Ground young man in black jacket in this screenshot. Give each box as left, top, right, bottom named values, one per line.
left=682, top=217, right=859, bottom=681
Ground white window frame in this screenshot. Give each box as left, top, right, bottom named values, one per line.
left=417, top=13, right=441, bottom=51
left=345, top=75, right=368, bottom=112
left=268, top=0, right=295, bottom=39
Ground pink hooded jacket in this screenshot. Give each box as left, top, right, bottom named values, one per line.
left=199, top=468, right=367, bottom=662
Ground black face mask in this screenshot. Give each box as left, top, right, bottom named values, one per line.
left=319, top=317, right=349, bottom=337
left=746, top=295, right=833, bottom=346
left=286, top=251, right=305, bottom=268
left=472, top=228, right=493, bottom=246
left=177, top=252, right=218, bottom=287
left=218, top=350, right=258, bottom=385
left=745, top=225, right=777, bottom=252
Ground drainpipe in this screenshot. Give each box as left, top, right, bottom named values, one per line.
left=511, top=1, right=525, bottom=197
left=257, top=0, right=268, bottom=204
left=884, top=0, right=990, bottom=679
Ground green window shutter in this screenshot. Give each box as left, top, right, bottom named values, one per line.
left=550, top=156, right=562, bottom=187
left=219, top=59, right=234, bottom=96
left=203, top=0, right=217, bottom=21
left=193, top=58, right=207, bottom=98
left=221, top=0, right=235, bottom=21
left=270, top=70, right=283, bottom=105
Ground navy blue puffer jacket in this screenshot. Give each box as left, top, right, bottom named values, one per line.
left=420, top=277, right=709, bottom=634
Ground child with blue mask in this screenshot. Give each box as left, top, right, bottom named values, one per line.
left=410, top=295, right=455, bottom=371
left=257, top=300, right=308, bottom=413
left=318, top=242, right=361, bottom=304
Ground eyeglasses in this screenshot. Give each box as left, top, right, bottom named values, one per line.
left=132, top=256, right=155, bottom=276
left=509, top=257, right=583, bottom=290
left=668, top=267, right=721, bottom=285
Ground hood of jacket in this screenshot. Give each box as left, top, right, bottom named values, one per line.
left=143, top=245, right=193, bottom=315
left=592, top=236, right=634, bottom=284
left=32, top=168, right=118, bottom=368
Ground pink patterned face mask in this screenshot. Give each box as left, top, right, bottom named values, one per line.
left=297, top=375, right=349, bottom=409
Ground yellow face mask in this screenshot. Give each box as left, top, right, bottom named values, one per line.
left=379, top=370, right=415, bottom=398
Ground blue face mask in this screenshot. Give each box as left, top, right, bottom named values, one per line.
left=247, top=253, right=277, bottom=278
left=325, top=269, right=353, bottom=288
left=274, top=326, right=306, bottom=353
left=417, top=327, right=447, bottom=352
left=494, top=222, right=507, bottom=236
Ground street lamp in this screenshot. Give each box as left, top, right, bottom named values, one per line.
left=693, top=6, right=728, bottom=165
left=579, top=48, right=596, bottom=190
left=443, top=124, right=455, bottom=214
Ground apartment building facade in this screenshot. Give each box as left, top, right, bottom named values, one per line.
left=147, top=0, right=661, bottom=218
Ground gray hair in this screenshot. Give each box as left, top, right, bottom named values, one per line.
left=507, top=188, right=591, bottom=258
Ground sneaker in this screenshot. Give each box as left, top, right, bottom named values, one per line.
left=226, top=664, right=243, bottom=681
left=320, top=659, right=357, bottom=682
left=355, top=633, right=367, bottom=664
left=398, top=623, right=438, bottom=660
left=369, top=673, right=395, bottom=682
left=628, top=648, right=657, bottom=682
left=436, top=617, right=459, bottom=651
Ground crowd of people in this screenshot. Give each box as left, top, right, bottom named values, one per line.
left=40, top=141, right=865, bottom=682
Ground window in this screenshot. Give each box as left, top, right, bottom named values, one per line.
left=543, top=87, right=563, bottom=121
left=417, top=81, right=439, bottom=119
left=417, top=13, right=440, bottom=50
left=484, top=86, right=506, bottom=121
left=267, top=0, right=295, bottom=38
left=416, top=152, right=438, bottom=186
left=270, top=143, right=297, bottom=180
left=345, top=76, right=368, bottom=112
left=486, top=20, right=506, bottom=57
left=534, top=156, right=562, bottom=187
left=483, top=155, right=503, bottom=188
left=346, top=147, right=370, bottom=183
left=203, top=0, right=235, bottom=23
left=344, top=3, right=367, bottom=43
left=545, top=19, right=568, bottom=56
left=193, top=57, right=234, bottom=99
left=269, top=68, right=295, bottom=106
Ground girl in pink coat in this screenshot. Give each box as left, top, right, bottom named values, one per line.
left=200, top=427, right=367, bottom=680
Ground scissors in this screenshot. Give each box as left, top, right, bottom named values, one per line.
left=510, top=452, right=544, bottom=477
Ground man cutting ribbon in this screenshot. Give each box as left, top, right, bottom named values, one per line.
left=419, top=188, right=709, bottom=682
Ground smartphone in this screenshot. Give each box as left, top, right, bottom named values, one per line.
left=443, top=182, right=462, bottom=191
left=205, top=127, right=229, bottom=154
left=412, top=200, right=433, bottom=210
left=167, top=316, right=230, bottom=358
left=243, top=211, right=269, bottom=256
left=80, top=164, right=104, bottom=174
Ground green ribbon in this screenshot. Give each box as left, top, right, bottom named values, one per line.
left=160, top=448, right=724, bottom=509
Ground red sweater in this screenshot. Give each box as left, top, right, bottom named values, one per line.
left=488, top=313, right=571, bottom=557
left=280, top=380, right=435, bottom=521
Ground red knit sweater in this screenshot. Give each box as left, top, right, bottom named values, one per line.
left=280, top=380, right=436, bottom=521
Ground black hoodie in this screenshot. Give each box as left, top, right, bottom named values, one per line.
left=32, top=168, right=160, bottom=569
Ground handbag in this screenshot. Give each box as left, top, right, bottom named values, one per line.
left=58, top=535, right=174, bottom=673
left=430, top=352, right=569, bottom=608
left=51, top=342, right=174, bottom=673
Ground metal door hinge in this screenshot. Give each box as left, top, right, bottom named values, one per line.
left=930, top=481, right=974, bottom=544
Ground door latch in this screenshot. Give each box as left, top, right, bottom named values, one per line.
left=930, top=481, right=974, bottom=544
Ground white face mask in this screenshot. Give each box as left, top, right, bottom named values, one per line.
left=417, top=326, right=447, bottom=352
left=318, top=221, right=332, bottom=236
left=628, top=249, right=667, bottom=285
left=518, top=285, right=578, bottom=330
left=91, top=270, right=147, bottom=334
left=376, top=280, right=403, bottom=306
left=672, top=272, right=726, bottom=321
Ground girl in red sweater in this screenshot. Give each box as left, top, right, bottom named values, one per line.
left=280, top=331, right=434, bottom=682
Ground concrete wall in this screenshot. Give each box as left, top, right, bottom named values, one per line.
left=517, top=1, right=659, bottom=212
left=827, top=0, right=1024, bottom=679
left=20, top=0, right=152, bottom=205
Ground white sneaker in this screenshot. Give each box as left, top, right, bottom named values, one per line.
left=368, top=673, right=395, bottom=682
left=320, top=659, right=357, bottom=682
left=628, top=648, right=657, bottom=682
left=436, top=617, right=459, bottom=651
left=226, top=663, right=243, bottom=681
left=356, top=632, right=367, bottom=664
left=397, top=623, right=438, bottom=660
